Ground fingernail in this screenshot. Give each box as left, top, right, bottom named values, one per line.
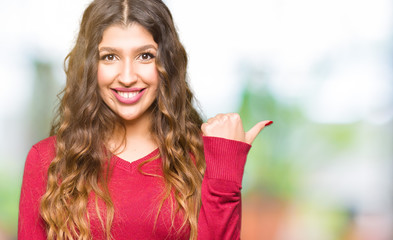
left=265, top=121, right=273, bottom=127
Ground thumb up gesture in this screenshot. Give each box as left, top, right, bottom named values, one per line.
left=201, top=113, right=273, bottom=145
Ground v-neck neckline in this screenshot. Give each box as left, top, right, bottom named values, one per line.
left=112, top=148, right=160, bottom=172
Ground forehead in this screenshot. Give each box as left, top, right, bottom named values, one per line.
left=99, top=23, right=157, bottom=49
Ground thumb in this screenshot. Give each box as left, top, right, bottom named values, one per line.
left=245, top=120, right=273, bottom=144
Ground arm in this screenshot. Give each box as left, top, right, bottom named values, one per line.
left=198, top=136, right=250, bottom=239
left=18, top=146, right=48, bottom=240
left=197, top=113, right=272, bottom=239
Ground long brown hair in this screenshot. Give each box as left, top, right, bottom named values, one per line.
left=40, top=0, right=205, bottom=239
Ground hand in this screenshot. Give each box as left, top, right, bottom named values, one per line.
left=201, top=113, right=273, bottom=145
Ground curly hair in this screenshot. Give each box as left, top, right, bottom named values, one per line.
left=40, top=0, right=205, bottom=239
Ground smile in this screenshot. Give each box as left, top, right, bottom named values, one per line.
left=117, top=91, right=139, bottom=99
left=111, top=88, right=146, bottom=104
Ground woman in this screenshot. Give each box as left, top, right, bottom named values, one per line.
left=18, top=0, right=272, bottom=239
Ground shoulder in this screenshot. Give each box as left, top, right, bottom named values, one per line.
left=27, top=136, right=57, bottom=166
left=32, top=135, right=56, bottom=148
left=31, top=136, right=56, bottom=155
left=22, top=136, right=56, bottom=184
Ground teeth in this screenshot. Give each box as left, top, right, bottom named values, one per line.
left=117, top=91, right=138, bottom=99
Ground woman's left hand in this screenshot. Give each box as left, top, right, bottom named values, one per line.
left=201, top=113, right=273, bottom=145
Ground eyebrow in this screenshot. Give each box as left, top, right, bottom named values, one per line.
left=98, top=44, right=157, bottom=53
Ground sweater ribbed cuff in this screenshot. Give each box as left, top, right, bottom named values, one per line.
left=203, top=136, right=251, bottom=185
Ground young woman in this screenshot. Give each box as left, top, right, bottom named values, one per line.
left=18, top=0, right=272, bottom=239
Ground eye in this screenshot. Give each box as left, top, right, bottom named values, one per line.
left=100, top=54, right=118, bottom=62
left=138, top=52, right=155, bottom=62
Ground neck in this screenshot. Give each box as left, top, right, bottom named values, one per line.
left=108, top=110, right=158, bottom=159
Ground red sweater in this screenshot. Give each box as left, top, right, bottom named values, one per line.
left=18, top=136, right=250, bottom=239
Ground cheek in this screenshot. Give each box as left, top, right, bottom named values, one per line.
left=139, top=64, right=159, bottom=87
left=97, top=64, right=114, bottom=87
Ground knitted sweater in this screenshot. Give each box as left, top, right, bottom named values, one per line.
left=18, top=136, right=250, bottom=239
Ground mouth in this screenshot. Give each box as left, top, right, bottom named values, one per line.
left=116, top=90, right=140, bottom=99
left=112, top=88, right=145, bottom=97
left=111, top=88, right=146, bottom=104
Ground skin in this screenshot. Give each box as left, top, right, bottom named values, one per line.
left=201, top=113, right=272, bottom=145
left=97, top=23, right=159, bottom=124
left=97, top=23, right=159, bottom=161
left=97, top=23, right=271, bottom=162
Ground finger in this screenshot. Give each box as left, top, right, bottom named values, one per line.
left=245, top=120, right=273, bottom=144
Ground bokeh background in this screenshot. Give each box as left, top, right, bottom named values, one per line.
left=1, top=0, right=392, bottom=239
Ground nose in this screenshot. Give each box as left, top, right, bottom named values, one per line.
left=118, top=60, right=138, bottom=86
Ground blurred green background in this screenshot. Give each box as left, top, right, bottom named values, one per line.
left=1, top=0, right=392, bottom=239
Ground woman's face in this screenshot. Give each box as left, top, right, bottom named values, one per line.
left=97, top=23, right=159, bottom=124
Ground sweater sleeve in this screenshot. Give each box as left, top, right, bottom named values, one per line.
left=198, top=136, right=251, bottom=240
left=18, top=146, right=48, bottom=240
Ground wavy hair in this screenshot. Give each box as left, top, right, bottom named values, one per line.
left=40, top=0, right=205, bottom=239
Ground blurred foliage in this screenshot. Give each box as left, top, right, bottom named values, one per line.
left=235, top=65, right=392, bottom=239
left=237, top=65, right=363, bottom=199
left=28, top=60, right=60, bottom=143
left=0, top=172, right=20, bottom=237
left=0, top=59, right=60, bottom=239
left=238, top=69, right=304, bottom=200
